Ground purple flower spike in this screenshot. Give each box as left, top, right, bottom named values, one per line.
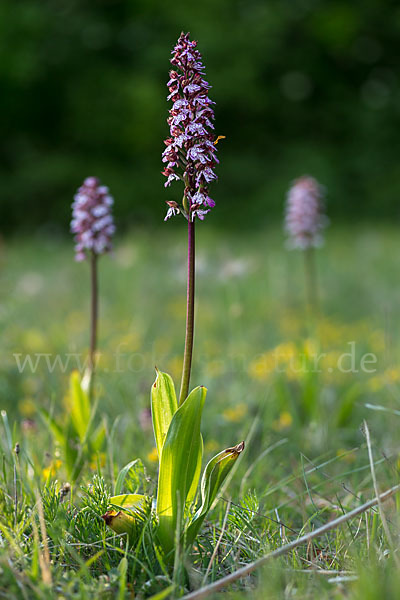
left=285, top=176, right=328, bottom=249
left=71, top=176, right=115, bottom=261
left=162, top=32, right=218, bottom=222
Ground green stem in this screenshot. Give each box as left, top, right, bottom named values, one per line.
left=89, top=251, right=98, bottom=376
left=179, top=219, right=195, bottom=405
left=304, top=246, right=318, bottom=314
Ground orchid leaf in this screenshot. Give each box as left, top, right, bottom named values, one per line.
left=151, top=370, right=178, bottom=459
left=156, top=385, right=206, bottom=556
left=186, top=434, right=203, bottom=509
left=69, top=370, right=91, bottom=442
left=186, top=441, right=244, bottom=546
left=110, top=494, right=147, bottom=509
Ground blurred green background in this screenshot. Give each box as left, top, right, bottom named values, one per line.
left=1, top=0, right=399, bottom=232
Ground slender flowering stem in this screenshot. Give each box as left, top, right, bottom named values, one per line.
left=89, top=251, right=98, bottom=375
left=161, top=33, right=219, bottom=402
left=179, top=220, right=195, bottom=405
left=304, top=245, right=318, bottom=313
left=71, top=176, right=115, bottom=390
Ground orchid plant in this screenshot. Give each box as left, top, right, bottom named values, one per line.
left=285, top=175, right=328, bottom=312
left=102, top=32, right=244, bottom=564
left=71, top=176, right=116, bottom=382
left=42, top=177, right=115, bottom=481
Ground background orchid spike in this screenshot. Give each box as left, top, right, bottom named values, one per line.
left=285, top=175, right=328, bottom=250
left=162, top=32, right=218, bottom=222
left=71, top=176, right=115, bottom=261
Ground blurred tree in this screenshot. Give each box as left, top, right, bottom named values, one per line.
left=0, top=0, right=399, bottom=232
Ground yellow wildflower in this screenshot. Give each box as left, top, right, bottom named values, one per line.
left=89, top=453, right=106, bottom=470
left=384, top=368, right=400, bottom=383
left=23, top=329, right=46, bottom=352
left=222, top=403, right=247, bottom=423
left=248, top=352, right=275, bottom=380
left=18, top=397, right=36, bottom=417
left=42, top=459, right=62, bottom=480
left=273, top=411, right=293, bottom=431
left=273, top=342, right=297, bottom=365
left=147, top=447, right=158, bottom=462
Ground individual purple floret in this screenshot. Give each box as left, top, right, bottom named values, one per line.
left=285, top=176, right=327, bottom=249
left=71, top=176, right=115, bottom=261
left=162, top=32, right=218, bottom=222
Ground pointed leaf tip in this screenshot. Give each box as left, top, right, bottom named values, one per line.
left=226, top=441, right=245, bottom=455
left=185, top=438, right=244, bottom=546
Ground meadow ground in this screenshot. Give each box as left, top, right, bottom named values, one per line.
left=1, top=224, right=400, bottom=599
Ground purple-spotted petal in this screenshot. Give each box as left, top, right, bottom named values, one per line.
left=162, top=32, right=219, bottom=222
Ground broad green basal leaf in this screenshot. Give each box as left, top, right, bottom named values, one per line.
left=156, top=386, right=206, bottom=555
left=151, top=370, right=178, bottom=460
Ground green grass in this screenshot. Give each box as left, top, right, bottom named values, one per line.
left=1, top=224, right=400, bottom=598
